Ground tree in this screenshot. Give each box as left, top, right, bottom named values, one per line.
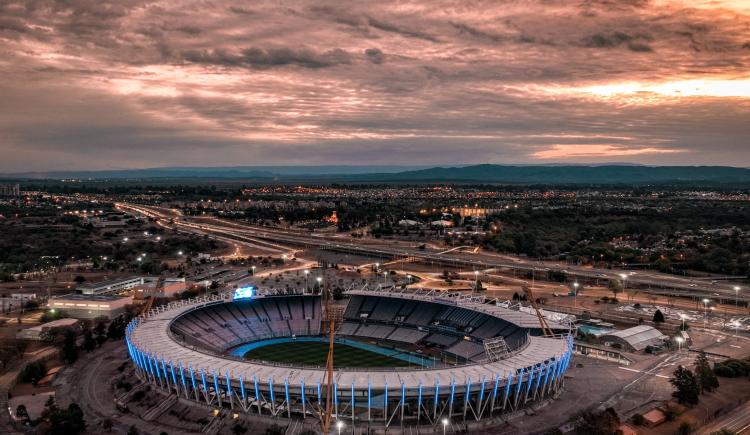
left=102, top=418, right=113, bottom=432
left=694, top=351, right=719, bottom=393
left=127, top=426, right=140, bottom=435
left=653, top=309, right=665, bottom=323
left=40, top=400, right=86, bottom=435
left=670, top=365, right=700, bottom=405
left=82, top=329, right=97, bottom=352
left=232, top=423, right=248, bottom=434
left=608, top=280, right=623, bottom=300
left=677, top=421, right=694, bottom=435
left=61, top=330, right=78, bottom=364
left=15, top=404, right=29, bottom=423
left=73, top=275, right=86, bottom=284
left=574, top=407, right=620, bottom=435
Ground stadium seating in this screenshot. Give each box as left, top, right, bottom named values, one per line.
left=170, top=295, right=321, bottom=352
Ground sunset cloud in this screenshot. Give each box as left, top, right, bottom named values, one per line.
left=0, top=0, right=749, bottom=170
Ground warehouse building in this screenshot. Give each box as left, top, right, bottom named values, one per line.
left=48, top=294, right=132, bottom=319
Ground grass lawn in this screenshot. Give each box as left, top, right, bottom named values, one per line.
left=243, top=341, right=412, bottom=368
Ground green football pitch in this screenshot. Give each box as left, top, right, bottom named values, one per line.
left=243, top=341, right=412, bottom=368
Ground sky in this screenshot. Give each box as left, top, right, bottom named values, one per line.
left=1, top=0, right=750, bottom=172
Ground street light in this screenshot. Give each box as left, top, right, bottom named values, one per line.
left=734, top=286, right=741, bottom=311
left=675, top=336, right=684, bottom=352
left=442, top=418, right=449, bottom=435
left=304, top=269, right=309, bottom=291
left=178, top=251, right=183, bottom=256
left=336, top=421, right=344, bottom=435
left=680, top=314, right=686, bottom=331
left=702, top=298, right=710, bottom=328
left=573, top=282, right=579, bottom=308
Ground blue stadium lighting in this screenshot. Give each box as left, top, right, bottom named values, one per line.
left=449, top=378, right=455, bottom=408
left=367, top=380, right=372, bottom=412
left=212, top=370, right=220, bottom=400
left=226, top=370, right=232, bottom=396
left=234, top=286, right=255, bottom=300
left=417, top=381, right=423, bottom=409
left=334, top=382, right=338, bottom=409
left=284, top=378, right=290, bottom=409
left=504, top=372, right=513, bottom=403
left=515, top=367, right=525, bottom=400
left=161, top=357, right=168, bottom=380
left=351, top=383, right=355, bottom=410
left=189, top=365, right=197, bottom=393
left=479, top=377, right=486, bottom=406
left=434, top=380, right=440, bottom=406
left=253, top=375, right=260, bottom=402
left=401, top=382, right=406, bottom=406
left=170, top=361, right=177, bottom=385
left=237, top=375, right=244, bottom=401
left=317, top=381, right=322, bottom=405
left=492, top=372, right=501, bottom=401
left=384, top=382, right=388, bottom=413
left=269, top=377, right=275, bottom=402
left=179, top=364, right=186, bottom=389
left=300, top=379, right=306, bottom=412
left=526, top=365, right=535, bottom=396
left=200, top=369, right=208, bottom=395
left=464, top=377, right=472, bottom=406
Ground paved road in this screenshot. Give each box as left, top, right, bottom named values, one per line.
left=119, top=203, right=749, bottom=303
left=699, top=401, right=750, bottom=434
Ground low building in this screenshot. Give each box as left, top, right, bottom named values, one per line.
left=77, top=276, right=145, bottom=295
left=600, top=325, right=668, bottom=352
left=133, top=277, right=190, bottom=299
left=0, top=184, right=20, bottom=197
left=47, top=294, right=132, bottom=319
left=16, top=318, right=80, bottom=341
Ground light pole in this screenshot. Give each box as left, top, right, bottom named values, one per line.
left=680, top=314, right=686, bottom=331
left=619, top=273, right=627, bottom=299
left=251, top=265, right=256, bottom=276
left=442, top=418, right=449, bottom=435
left=316, top=276, right=322, bottom=293
left=474, top=270, right=479, bottom=292
left=383, top=271, right=388, bottom=286
left=304, top=269, right=309, bottom=291
left=675, top=336, right=684, bottom=352
left=573, top=282, right=579, bottom=308
left=702, top=298, right=710, bottom=329
left=734, top=286, right=741, bottom=311
left=336, top=420, right=343, bottom=435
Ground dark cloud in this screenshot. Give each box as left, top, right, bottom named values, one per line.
left=365, top=16, right=440, bottom=42
left=365, top=47, right=385, bottom=64
left=182, top=47, right=351, bottom=69
left=581, top=31, right=653, bottom=52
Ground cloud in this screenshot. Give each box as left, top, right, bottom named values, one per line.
left=532, top=144, right=684, bottom=159
left=0, top=0, right=749, bottom=171
left=182, top=47, right=352, bottom=69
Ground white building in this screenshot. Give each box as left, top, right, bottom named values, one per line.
left=48, top=294, right=132, bottom=319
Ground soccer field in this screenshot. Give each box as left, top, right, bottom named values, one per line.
left=243, top=341, right=413, bottom=368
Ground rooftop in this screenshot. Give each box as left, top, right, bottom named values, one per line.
left=51, top=293, right=127, bottom=302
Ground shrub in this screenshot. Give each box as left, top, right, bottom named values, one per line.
left=631, top=413, right=646, bottom=426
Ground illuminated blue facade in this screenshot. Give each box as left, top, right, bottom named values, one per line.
left=125, top=294, right=575, bottom=430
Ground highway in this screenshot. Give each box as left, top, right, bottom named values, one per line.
left=117, top=203, right=750, bottom=303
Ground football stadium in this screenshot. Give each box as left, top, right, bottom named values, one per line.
left=125, top=286, right=574, bottom=431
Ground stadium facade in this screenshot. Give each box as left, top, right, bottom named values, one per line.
left=125, top=287, right=574, bottom=429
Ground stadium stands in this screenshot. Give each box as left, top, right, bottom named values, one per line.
left=170, top=295, right=321, bottom=352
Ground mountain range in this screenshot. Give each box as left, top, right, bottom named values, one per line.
left=3, top=164, right=750, bottom=184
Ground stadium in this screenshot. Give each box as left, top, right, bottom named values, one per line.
left=125, top=286, right=574, bottom=431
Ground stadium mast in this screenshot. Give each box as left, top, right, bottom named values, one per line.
left=522, top=285, right=554, bottom=337
left=320, top=278, right=342, bottom=432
